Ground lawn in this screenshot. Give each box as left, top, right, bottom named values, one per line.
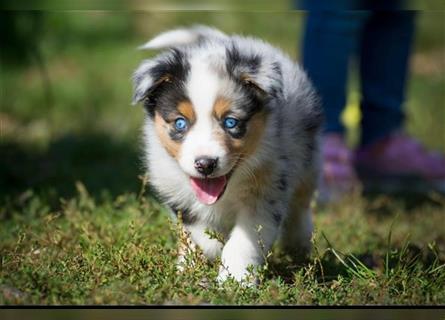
left=1, top=6, right=444, bottom=305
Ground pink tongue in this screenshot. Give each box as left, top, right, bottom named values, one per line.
left=190, top=176, right=227, bottom=205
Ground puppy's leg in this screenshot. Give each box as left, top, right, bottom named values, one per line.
left=177, top=222, right=224, bottom=271
left=218, top=207, right=278, bottom=284
left=281, top=175, right=316, bottom=261
left=186, top=222, right=224, bottom=261
left=281, top=207, right=313, bottom=260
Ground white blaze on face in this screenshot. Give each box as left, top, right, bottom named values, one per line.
left=178, top=56, right=228, bottom=178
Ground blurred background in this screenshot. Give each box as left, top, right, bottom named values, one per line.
left=1, top=1, right=444, bottom=202
left=1, top=0, right=445, bottom=310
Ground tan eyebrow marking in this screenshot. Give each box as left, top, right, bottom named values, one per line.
left=213, top=97, right=232, bottom=119
left=177, top=101, right=196, bottom=123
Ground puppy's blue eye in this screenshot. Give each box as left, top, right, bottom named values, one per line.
left=174, top=117, right=188, bottom=131
left=223, top=117, right=239, bottom=129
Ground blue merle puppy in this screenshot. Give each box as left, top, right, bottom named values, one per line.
left=132, top=26, right=322, bottom=284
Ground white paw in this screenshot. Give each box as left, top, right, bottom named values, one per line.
left=217, top=247, right=260, bottom=286
left=217, top=265, right=259, bottom=287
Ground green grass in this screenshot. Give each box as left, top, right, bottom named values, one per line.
left=1, top=10, right=444, bottom=305
left=1, top=185, right=444, bottom=304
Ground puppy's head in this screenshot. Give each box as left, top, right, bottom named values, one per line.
left=133, top=27, right=282, bottom=205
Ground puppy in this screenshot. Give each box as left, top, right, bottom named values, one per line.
left=132, top=26, right=322, bottom=283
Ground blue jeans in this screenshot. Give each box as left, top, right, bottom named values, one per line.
left=300, top=1, right=415, bottom=146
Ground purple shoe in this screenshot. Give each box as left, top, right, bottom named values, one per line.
left=355, top=132, right=445, bottom=194
left=318, top=134, right=360, bottom=203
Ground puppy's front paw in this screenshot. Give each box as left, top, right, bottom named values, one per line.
left=217, top=266, right=259, bottom=287
left=217, top=252, right=259, bottom=286
left=217, top=236, right=263, bottom=285
left=216, top=265, right=231, bottom=284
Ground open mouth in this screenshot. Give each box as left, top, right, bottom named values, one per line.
left=190, top=175, right=228, bottom=205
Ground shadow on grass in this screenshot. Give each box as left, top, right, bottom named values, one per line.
left=362, top=191, right=445, bottom=216
left=0, top=131, right=147, bottom=202
left=268, top=242, right=443, bottom=285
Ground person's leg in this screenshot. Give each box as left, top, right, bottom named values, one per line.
left=359, top=11, right=416, bottom=146
left=356, top=10, right=445, bottom=193
left=302, top=6, right=369, bottom=135
left=301, top=3, right=370, bottom=202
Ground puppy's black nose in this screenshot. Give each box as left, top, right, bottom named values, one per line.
left=194, top=157, right=218, bottom=176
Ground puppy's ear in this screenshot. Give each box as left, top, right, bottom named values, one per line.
left=226, top=45, right=283, bottom=100
left=138, top=25, right=226, bottom=50
left=132, top=59, right=158, bottom=105
left=132, top=49, right=189, bottom=112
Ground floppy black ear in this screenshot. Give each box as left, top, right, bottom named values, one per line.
left=132, top=48, right=190, bottom=109
left=225, top=45, right=283, bottom=100
left=132, top=60, right=158, bottom=105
